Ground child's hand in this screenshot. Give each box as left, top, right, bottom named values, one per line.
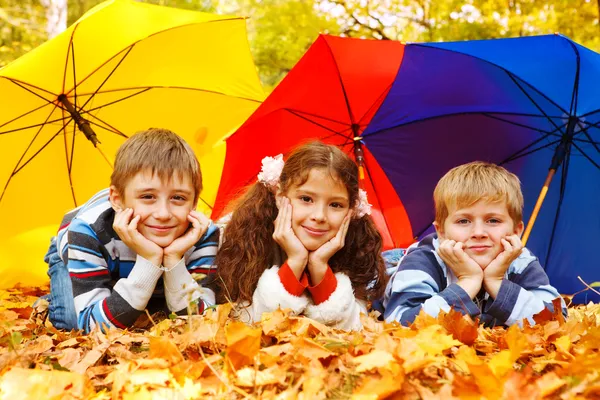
left=163, top=211, right=210, bottom=269
left=437, top=239, right=483, bottom=299
left=113, top=208, right=163, bottom=266
left=307, top=212, right=351, bottom=285
left=483, top=234, right=523, bottom=298
left=273, top=197, right=308, bottom=279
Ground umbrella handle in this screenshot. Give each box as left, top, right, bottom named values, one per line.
left=522, top=169, right=556, bottom=246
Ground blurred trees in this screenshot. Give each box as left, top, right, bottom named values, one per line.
left=1, top=0, right=599, bottom=87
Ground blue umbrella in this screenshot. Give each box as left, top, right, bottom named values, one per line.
left=363, top=34, right=600, bottom=303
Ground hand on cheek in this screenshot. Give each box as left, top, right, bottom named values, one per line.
left=483, top=234, right=523, bottom=298
left=437, top=239, right=483, bottom=299
left=113, top=208, right=163, bottom=266
left=308, top=211, right=351, bottom=285
left=163, top=210, right=210, bottom=269
left=272, top=197, right=308, bottom=279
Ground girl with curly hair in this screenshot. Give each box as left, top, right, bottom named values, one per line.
left=214, top=141, right=387, bottom=330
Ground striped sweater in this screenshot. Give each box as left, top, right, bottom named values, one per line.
left=57, top=189, right=219, bottom=333
left=383, top=233, right=567, bottom=327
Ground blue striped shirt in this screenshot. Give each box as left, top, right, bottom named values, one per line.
left=383, top=233, right=567, bottom=327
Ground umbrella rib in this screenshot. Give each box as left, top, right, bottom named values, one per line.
left=13, top=126, right=68, bottom=176
left=366, top=111, right=559, bottom=138
left=571, top=141, right=600, bottom=171
left=412, top=42, right=570, bottom=116
left=78, top=88, right=152, bottom=113
left=323, top=38, right=356, bottom=126
left=565, top=39, right=581, bottom=118
left=0, top=101, right=57, bottom=131
left=0, top=116, right=71, bottom=135
left=68, top=17, right=246, bottom=94
left=357, top=82, right=395, bottom=128
left=66, top=118, right=77, bottom=206
left=481, top=113, right=560, bottom=137
left=0, top=106, right=67, bottom=202
left=284, top=109, right=351, bottom=139
left=578, top=129, right=600, bottom=156
left=1, top=76, right=58, bottom=98
left=84, top=114, right=128, bottom=138
left=283, top=107, right=351, bottom=127
left=505, top=73, right=564, bottom=134
left=71, top=39, right=78, bottom=112
left=544, top=149, right=571, bottom=269
left=78, top=46, right=134, bottom=112
left=3, top=78, right=58, bottom=107
left=500, top=137, right=562, bottom=165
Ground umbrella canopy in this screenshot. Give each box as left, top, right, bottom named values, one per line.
left=215, top=33, right=599, bottom=302
left=212, top=35, right=415, bottom=250
left=0, top=0, right=264, bottom=238
left=363, top=34, right=599, bottom=302
left=0, top=0, right=264, bottom=288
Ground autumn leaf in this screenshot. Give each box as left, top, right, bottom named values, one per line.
left=438, top=308, right=479, bottom=345
left=149, top=336, right=184, bottom=365
left=224, top=320, right=262, bottom=370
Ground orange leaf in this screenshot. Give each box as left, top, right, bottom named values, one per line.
left=439, top=308, right=479, bottom=345
left=225, top=320, right=262, bottom=370
left=149, top=336, right=184, bottom=365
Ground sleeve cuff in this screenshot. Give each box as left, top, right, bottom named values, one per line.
left=485, top=279, right=519, bottom=323
left=440, top=283, right=481, bottom=318
left=308, top=266, right=337, bottom=305
left=278, top=262, right=308, bottom=296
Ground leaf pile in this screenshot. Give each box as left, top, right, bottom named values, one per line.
left=1, top=285, right=600, bottom=399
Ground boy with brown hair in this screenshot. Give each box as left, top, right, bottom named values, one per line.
left=45, top=128, right=219, bottom=332
left=383, top=161, right=566, bottom=326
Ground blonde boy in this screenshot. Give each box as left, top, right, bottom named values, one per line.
left=45, top=128, right=219, bottom=332
left=383, top=162, right=566, bottom=326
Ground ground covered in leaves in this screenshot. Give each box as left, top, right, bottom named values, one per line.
left=1, top=286, right=600, bottom=399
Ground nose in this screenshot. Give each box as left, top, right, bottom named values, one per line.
left=311, top=203, right=327, bottom=223
left=153, top=200, right=171, bottom=220
left=471, top=220, right=488, bottom=238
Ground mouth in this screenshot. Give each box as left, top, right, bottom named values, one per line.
left=146, top=225, right=175, bottom=233
left=302, top=226, right=328, bottom=237
left=468, top=245, right=491, bottom=253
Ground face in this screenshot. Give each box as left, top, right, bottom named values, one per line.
left=279, top=168, right=350, bottom=251
left=110, top=169, right=196, bottom=248
left=435, top=200, right=524, bottom=269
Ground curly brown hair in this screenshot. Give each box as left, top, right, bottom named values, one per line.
left=214, top=141, right=387, bottom=305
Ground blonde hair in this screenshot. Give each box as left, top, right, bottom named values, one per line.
left=434, top=161, right=523, bottom=226
left=110, top=128, right=202, bottom=201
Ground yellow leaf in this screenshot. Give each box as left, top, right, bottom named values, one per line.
left=0, top=367, right=94, bottom=400
left=415, top=325, right=462, bottom=355
left=453, top=345, right=482, bottom=372
left=290, top=336, right=334, bottom=363
left=488, top=350, right=514, bottom=379
left=554, top=335, right=571, bottom=354
left=353, top=370, right=404, bottom=399
left=352, top=350, right=396, bottom=372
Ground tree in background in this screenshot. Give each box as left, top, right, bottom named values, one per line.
left=1, top=0, right=599, bottom=86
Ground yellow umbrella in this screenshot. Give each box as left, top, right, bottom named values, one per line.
left=0, top=0, right=264, bottom=287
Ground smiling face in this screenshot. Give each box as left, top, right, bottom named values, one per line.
left=280, top=168, right=350, bottom=251
left=110, top=169, right=196, bottom=248
left=435, top=200, right=524, bottom=269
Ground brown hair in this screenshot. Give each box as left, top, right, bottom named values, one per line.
left=214, top=141, right=387, bottom=305
left=434, top=161, right=524, bottom=226
left=110, top=128, right=202, bottom=202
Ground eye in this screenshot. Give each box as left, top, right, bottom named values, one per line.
left=330, top=202, right=345, bottom=209
left=488, top=218, right=501, bottom=224
left=172, top=195, right=187, bottom=201
left=140, top=194, right=154, bottom=200
left=456, top=219, right=470, bottom=224
left=299, top=195, right=312, bottom=203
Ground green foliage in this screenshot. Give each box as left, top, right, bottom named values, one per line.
left=1, top=0, right=599, bottom=86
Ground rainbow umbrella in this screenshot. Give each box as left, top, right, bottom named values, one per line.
left=214, top=34, right=600, bottom=302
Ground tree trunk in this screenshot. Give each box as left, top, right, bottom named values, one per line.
left=41, top=0, right=67, bottom=39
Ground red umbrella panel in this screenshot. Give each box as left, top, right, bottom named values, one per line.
left=213, top=34, right=414, bottom=249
